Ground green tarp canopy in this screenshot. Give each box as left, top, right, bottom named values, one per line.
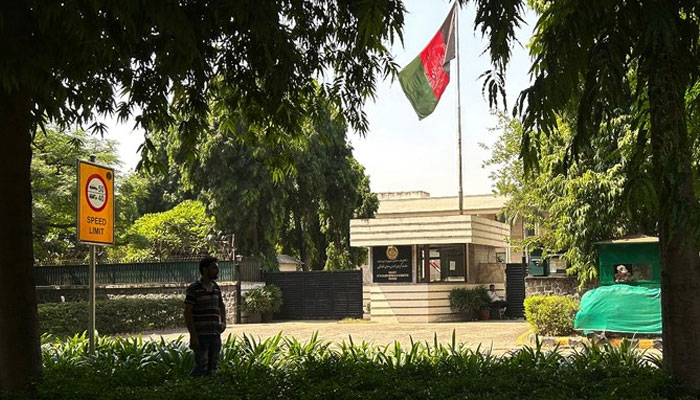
left=574, top=285, right=662, bottom=334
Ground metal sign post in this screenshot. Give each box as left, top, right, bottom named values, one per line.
left=232, top=235, right=242, bottom=325
left=77, top=156, right=115, bottom=353
left=88, top=246, right=96, bottom=352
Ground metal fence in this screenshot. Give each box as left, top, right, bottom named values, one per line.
left=264, top=270, right=363, bottom=320
left=34, top=258, right=262, bottom=286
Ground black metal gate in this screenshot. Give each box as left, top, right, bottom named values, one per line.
left=505, top=262, right=527, bottom=318
left=264, top=270, right=363, bottom=320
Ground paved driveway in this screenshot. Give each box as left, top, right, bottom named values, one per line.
left=148, top=320, right=531, bottom=353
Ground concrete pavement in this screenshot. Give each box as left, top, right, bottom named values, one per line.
left=144, top=320, right=531, bottom=353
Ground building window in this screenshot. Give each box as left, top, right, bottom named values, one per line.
left=418, top=245, right=465, bottom=282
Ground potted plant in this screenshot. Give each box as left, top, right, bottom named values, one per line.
left=261, top=284, right=283, bottom=322
left=241, top=288, right=271, bottom=323
left=449, top=287, right=491, bottom=321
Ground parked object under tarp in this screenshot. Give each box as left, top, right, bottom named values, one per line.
left=574, top=285, right=662, bottom=335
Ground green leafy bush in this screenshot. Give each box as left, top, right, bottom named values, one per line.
left=524, top=295, right=579, bottom=336
left=242, top=285, right=283, bottom=315
left=36, top=333, right=675, bottom=400
left=39, top=297, right=183, bottom=336
left=241, top=288, right=272, bottom=314
left=449, top=286, right=490, bottom=320
left=263, top=284, right=283, bottom=313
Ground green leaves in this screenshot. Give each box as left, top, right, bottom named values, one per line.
left=448, top=287, right=491, bottom=320
left=108, top=200, right=214, bottom=262
left=4, top=0, right=405, bottom=174
left=38, top=332, right=674, bottom=400
left=38, top=298, right=184, bottom=337
left=31, top=128, right=120, bottom=264
left=241, top=285, right=283, bottom=315
left=524, top=295, right=579, bottom=336
left=485, top=114, right=660, bottom=285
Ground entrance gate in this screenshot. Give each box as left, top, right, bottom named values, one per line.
left=505, top=262, right=527, bottom=317
left=264, top=270, right=363, bottom=320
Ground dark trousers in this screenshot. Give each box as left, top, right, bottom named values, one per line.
left=491, top=300, right=508, bottom=309
left=190, top=334, right=222, bottom=377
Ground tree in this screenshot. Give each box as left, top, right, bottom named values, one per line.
left=280, top=99, right=378, bottom=270
left=108, top=200, right=215, bottom=262
left=484, top=113, right=658, bottom=284
left=179, top=91, right=378, bottom=270
left=467, top=0, right=700, bottom=391
left=1, top=1, right=404, bottom=392
left=116, top=167, right=194, bottom=227
left=31, top=129, right=120, bottom=264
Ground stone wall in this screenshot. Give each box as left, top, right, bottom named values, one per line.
left=525, top=276, right=597, bottom=299
left=35, top=281, right=264, bottom=324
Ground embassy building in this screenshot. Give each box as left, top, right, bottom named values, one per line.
left=350, top=192, right=522, bottom=323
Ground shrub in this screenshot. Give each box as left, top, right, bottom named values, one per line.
left=39, top=297, right=183, bottom=337
left=263, top=284, right=283, bottom=313
left=524, top=295, right=579, bottom=336
left=37, top=333, right=674, bottom=400
left=449, top=286, right=490, bottom=320
left=242, top=285, right=283, bottom=315
left=241, top=288, right=272, bottom=314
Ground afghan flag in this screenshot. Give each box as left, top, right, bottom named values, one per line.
left=399, top=4, right=457, bottom=120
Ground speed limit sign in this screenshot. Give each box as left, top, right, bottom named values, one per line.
left=77, top=160, right=114, bottom=245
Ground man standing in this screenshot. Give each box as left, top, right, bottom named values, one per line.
left=185, top=256, right=227, bottom=377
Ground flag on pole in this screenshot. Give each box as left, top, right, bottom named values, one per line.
left=398, top=4, right=457, bottom=120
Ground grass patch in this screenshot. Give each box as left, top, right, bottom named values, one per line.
left=18, top=332, right=687, bottom=399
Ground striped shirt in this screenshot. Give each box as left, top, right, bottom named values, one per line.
left=184, top=279, right=225, bottom=336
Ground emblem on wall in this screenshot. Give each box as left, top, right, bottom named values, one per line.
left=373, top=245, right=412, bottom=283
left=386, top=245, right=399, bottom=260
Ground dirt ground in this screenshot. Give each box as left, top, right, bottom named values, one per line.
left=145, top=320, right=532, bottom=353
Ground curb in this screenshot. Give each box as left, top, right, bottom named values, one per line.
left=527, top=334, right=663, bottom=350
left=515, top=328, right=535, bottom=346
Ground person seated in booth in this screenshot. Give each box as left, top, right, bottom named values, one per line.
left=487, top=284, right=508, bottom=318
left=614, top=265, right=634, bottom=283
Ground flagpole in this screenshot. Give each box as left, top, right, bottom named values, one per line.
left=455, top=2, right=464, bottom=215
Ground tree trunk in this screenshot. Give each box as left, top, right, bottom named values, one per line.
left=0, top=91, right=42, bottom=393
left=293, top=206, right=307, bottom=271
left=648, top=41, right=700, bottom=394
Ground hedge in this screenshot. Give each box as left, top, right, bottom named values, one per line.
left=524, top=295, right=579, bottom=336
left=38, top=297, right=184, bottom=336
left=33, top=334, right=681, bottom=400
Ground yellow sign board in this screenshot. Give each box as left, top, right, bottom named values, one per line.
left=77, top=160, right=115, bottom=245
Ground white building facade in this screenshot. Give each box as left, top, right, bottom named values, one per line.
left=350, top=192, right=513, bottom=322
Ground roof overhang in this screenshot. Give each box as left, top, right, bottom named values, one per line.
left=350, top=215, right=509, bottom=248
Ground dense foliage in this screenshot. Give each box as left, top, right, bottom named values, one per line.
left=2, top=0, right=405, bottom=391
left=449, top=287, right=491, bottom=321
left=176, top=93, right=378, bottom=270
left=465, top=0, right=700, bottom=390
left=116, top=167, right=194, bottom=222
left=31, top=129, right=120, bottom=264
left=28, top=333, right=685, bottom=400
left=524, top=295, right=579, bottom=337
left=241, top=285, right=283, bottom=316
left=483, top=114, right=658, bottom=284
left=108, top=200, right=215, bottom=262
left=38, top=298, right=183, bottom=337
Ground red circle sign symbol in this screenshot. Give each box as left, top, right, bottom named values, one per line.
left=85, top=174, right=108, bottom=212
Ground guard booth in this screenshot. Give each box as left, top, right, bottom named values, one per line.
left=350, top=193, right=512, bottom=322
left=574, top=236, right=662, bottom=334
left=596, top=236, right=661, bottom=288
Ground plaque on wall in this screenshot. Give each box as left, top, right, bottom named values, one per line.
left=373, top=245, right=412, bottom=283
